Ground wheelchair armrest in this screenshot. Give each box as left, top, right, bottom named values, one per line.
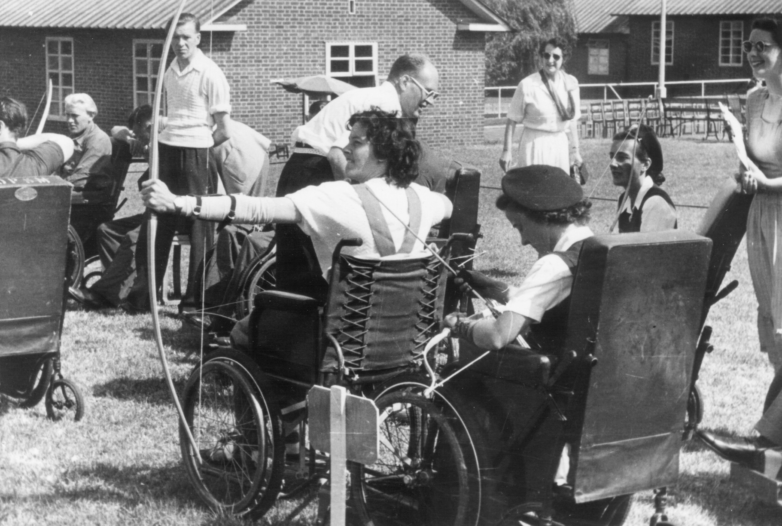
left=468, top=344, right=552, bottom=386
left=254, top=290, right=323, bottom=312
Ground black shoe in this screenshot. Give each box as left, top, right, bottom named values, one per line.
left=696, top=430, right=770, bottom=470
left=181, top=311, right=213, bottom=331
left=69, top=287, right=111, bottom=310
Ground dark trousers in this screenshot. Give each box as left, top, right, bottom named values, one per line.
left=132, top=143, right=216, bottom=309
left=275, top=152, right=333, bottom=299
left=89, top=215, right=144, bottom=307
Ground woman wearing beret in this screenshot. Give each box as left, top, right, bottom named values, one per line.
left=610, top=125, right=677, bottom=233
left=499, top=38, right=582, bottom=175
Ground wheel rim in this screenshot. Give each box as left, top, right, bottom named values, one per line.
left=182, top=361, right=270, bottom=513
left=352, top=393, right=469, bottom=526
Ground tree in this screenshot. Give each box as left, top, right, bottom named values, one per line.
left=485, top=0, right=578, bottom=86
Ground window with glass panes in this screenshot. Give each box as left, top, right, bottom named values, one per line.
left=652, top=21, right=674, bottom=65
left=588, top=40, right=609, bottom=75
left=326, top=43, right=377, bottom=88
left=720, top=21, right=743, bottom=66
left=134, top=41, right=165, bottom=107
left=45, top=38, right=74, bottom=118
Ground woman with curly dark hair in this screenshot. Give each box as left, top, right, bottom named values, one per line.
left=445, top=164, right=592, bottom=353
left=142, top=107, right=452, bottom=280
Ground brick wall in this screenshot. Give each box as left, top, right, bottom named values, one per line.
left=626, top=15, right=755, bottom=97
left=0, top=0, right=488, bottom=150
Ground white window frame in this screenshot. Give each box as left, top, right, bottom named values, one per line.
left=587, top=39, right=610, bottom=75
left=45, top=37, right=75, bottom=120
left=651, top=21, right=674, bottom=65
left=348, top=0, right=356, bottom=14
left=719, top=20, right=743, bottom=67
left=133, top=39, right=165, bottom=108
left=326, top=42, right=378, bottom=86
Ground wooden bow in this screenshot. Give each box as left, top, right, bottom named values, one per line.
left=25, top=78, right=53, bottom=136
left=147, top=0, right=201, bottom=463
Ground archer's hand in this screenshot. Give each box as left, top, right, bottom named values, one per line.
left=456, top=270, right=510, bottom=304
left=499, top=150, right=513, bottom=173
left=141, top=179, right=178, bottom=214
left=740, top=165, right=768, bottom=194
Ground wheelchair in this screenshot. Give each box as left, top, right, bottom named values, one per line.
left=0, top=175, right=84, bottom=421
left=178, top=236, right=470, bottom=523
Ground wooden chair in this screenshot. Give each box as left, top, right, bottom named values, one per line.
left=588, top=101, right=606, bottom=138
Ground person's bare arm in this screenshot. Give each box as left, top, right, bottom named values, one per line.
left=327, top=146, right=347, bottom=181
left=499, top=119, right=517, bottom=172
left=16, top=133, right=74, bottom=161
left=212, top=112, right=233, bottom=146
left=446, top=311, right=531, bottom=351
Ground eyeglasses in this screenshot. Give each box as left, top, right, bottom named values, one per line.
left=743, top=40, right=777, bottom=54
left=542, top=52, right=562, bottom=61
left=407, top=76, right=440, bottom=105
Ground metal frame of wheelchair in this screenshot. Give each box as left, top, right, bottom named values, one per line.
left=174, top=223, right=726, bottom=526
left=177, top=236, right=472, bottom=524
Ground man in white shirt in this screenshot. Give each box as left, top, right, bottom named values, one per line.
left=276, top=53, right=440, bottom=296
left=138, top=12, right=233, bottom=309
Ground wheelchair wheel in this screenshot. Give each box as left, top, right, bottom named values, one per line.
left=66, top=225, right=85, bottom=290
left=19, top=357, right=54, bottom=409
left=82, top=255, right=104, bottom=289
left=180, top=356, right=284, bottom=519
left=350, top=392, right=471, bottom=526
left=684, top=384, right=704, bottom=440
left=45, top=377, right=85, bottom=422
left=238, top=256, right=276, bottom=319
left=370, top=375, right=492, bottom=526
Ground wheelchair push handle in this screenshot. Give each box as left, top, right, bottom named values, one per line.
left=330, top=238, right=363, bottom=269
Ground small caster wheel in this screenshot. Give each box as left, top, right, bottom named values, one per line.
left=46, top=378, right=85, bottom=421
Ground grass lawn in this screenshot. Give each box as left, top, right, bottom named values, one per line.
left=2, top=138, right=782, bottom=525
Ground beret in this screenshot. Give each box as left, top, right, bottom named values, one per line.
left=501, top=165, right=583, bottom=211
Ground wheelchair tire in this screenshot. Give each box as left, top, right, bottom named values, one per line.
left=684, top=384, right=704, bottom=440
left=82, top=255, right=104, bottom=289
left=180, top=355, right=284, bottom=519
left=350, top=391, right=471, bottom=526
left=369, top=375, right=494, bottom=526
left=237, top=255, right=276, bottom=320
left=45, top=377, right=85, bottom=422
left=66, top=225, right=85, bottom=290
left=18, top=357, right=54, bottom=409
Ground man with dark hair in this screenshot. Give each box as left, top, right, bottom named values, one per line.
left=276, top=52, right=439, bottom=297
left=446, top=165, right=593, bottom=352
left=135, top=11, right=233, bottom=311
left=0, top=97, right=74, bottom=177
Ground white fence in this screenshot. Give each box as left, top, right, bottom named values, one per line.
left=484, top=78, right=753, bottom=118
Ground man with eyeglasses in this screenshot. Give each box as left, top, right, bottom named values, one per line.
left=275, top=52, right=440, bottom=298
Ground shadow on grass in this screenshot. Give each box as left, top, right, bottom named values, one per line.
left=676, top=470, right=782, bottom=525
left=0, top=462, right=200, bottom=510
left=94, top=376, right=187, bottom=405
left=134, top=325, right=204, bottom=355
left=481, top=268, right=519, bottom=279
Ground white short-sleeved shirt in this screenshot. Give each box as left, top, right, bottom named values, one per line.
left=160, top=49, right=231, bottom=148
left=292, top=82, right=402, bottom=153
left=502, top=224, right=593, bottom=322
left=507, top=71, right=581, bottom=133
left=287, top=178, right=451, bottom=276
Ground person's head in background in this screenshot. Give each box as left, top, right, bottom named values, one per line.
left=64, top=93, right=98, bottom=138
left=0, top=97, right=27, bottom=140
left=307, top=100, right=329, bottom=122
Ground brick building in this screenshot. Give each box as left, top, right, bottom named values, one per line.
left=571, top=0, right=782, bottom=97
left=0, top=0, right=509, bottom=149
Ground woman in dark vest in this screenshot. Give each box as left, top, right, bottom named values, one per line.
left=445, top=165, right=592, bottom=352
left=610, top=124, right=677, bottom=233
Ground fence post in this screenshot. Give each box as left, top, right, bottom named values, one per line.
left=498, top=87, right=502, bottom=118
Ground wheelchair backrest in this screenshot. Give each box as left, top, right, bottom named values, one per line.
left=0, top=175, right=71, bottom=359
left=695, top=178, right=753, bottom=324
left=323, top=251, right=448, bottom=372
left=565, top=231, right=711, bottom=502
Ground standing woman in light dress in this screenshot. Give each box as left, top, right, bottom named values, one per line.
left=499, top=38, right=582, bottom=174
left=740, top=18, right=782, bottom=372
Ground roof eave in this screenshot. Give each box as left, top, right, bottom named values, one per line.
left=458, top=0, right=513, bottom=31
left=457, top=22, right=511, bottom=32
